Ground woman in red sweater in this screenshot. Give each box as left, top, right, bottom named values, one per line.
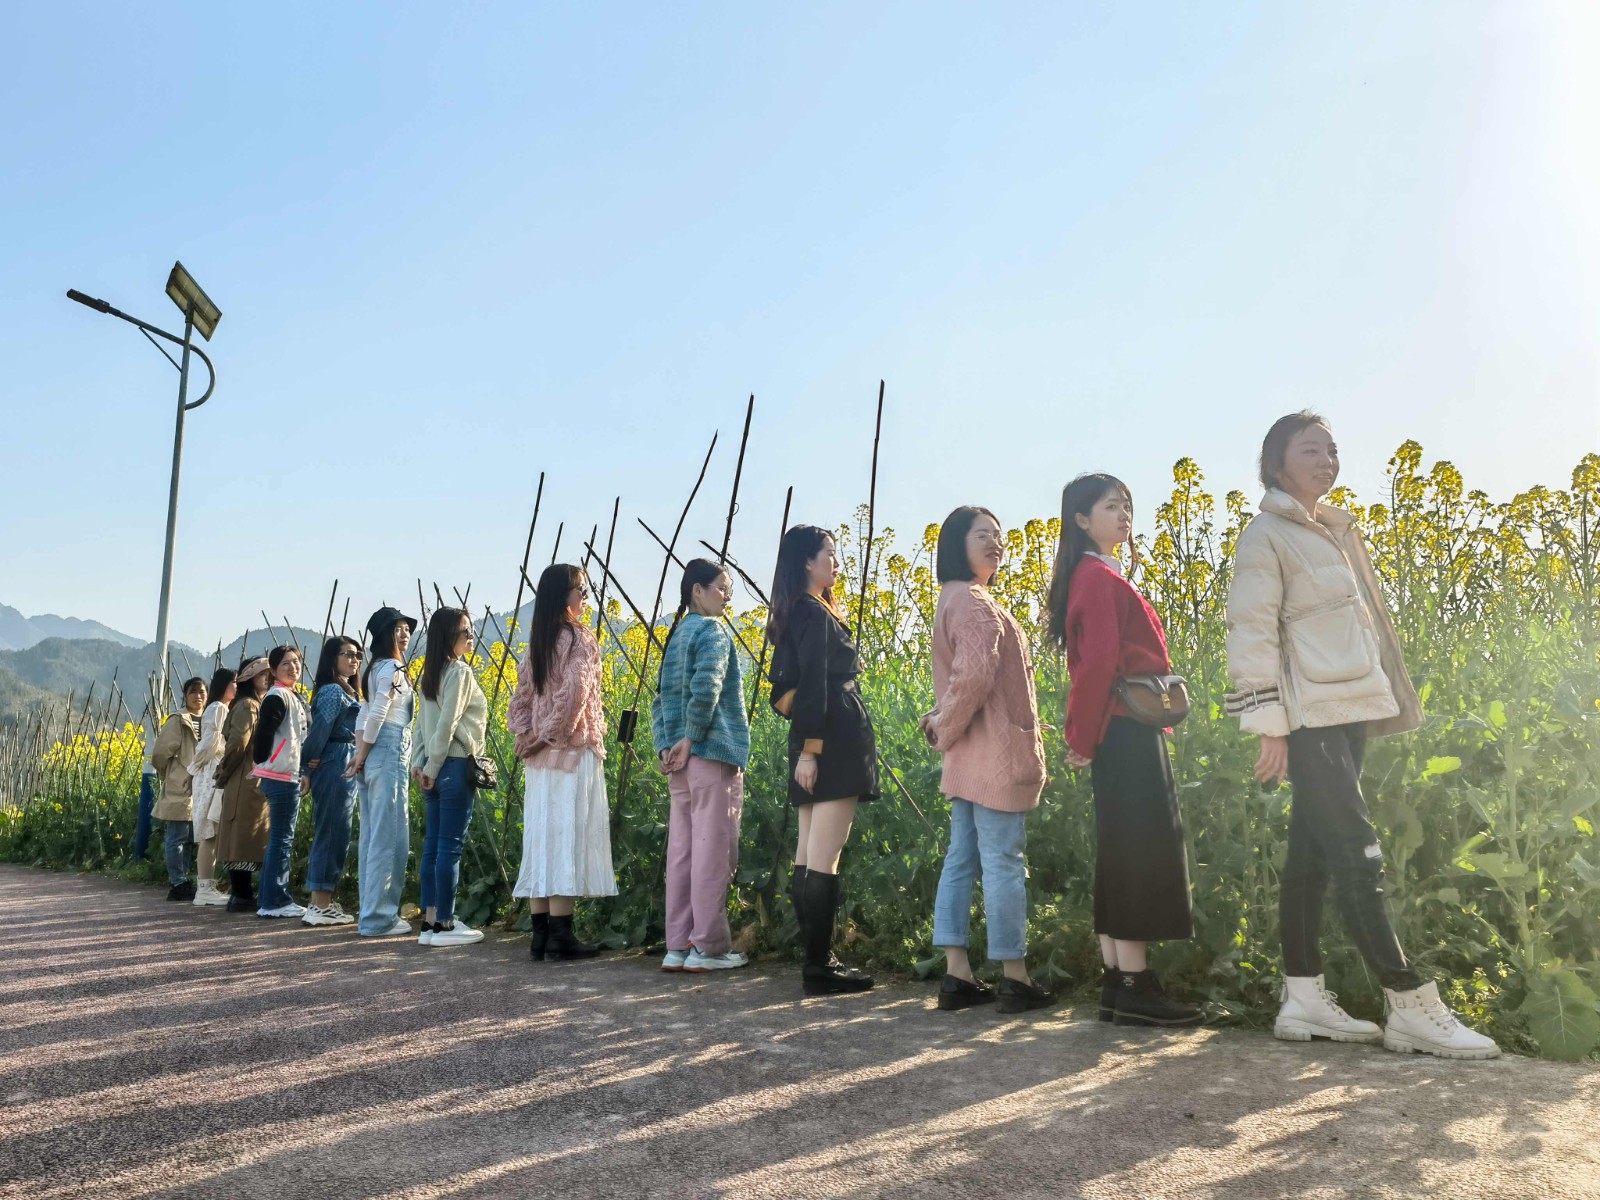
left=1046, top=473, right=1202, bottom=1028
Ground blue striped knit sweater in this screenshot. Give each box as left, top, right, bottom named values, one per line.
left=650, top=614, right=750, bottom=769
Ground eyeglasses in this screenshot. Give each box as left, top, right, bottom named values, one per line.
left=338, top=650, right=361, bottom=660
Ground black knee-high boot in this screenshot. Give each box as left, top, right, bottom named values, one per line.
left=529, top=912, right=550, bottom=962
left=799, top=870, right=873, bottom=995
left=790, top=865, right=809, bottom=943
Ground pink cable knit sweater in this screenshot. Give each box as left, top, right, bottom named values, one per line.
left=923, top=582, right=1047, bottom=812
left=507, top=623, right=608, bottom=772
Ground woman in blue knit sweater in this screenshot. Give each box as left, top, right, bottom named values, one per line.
left=651, top=559, right=751, bottom=973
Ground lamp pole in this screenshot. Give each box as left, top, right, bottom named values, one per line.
left=150, top=311, right=196, bottom=707
left=67, top=265, right=219, bottom=712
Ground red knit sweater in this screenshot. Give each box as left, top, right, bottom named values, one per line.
left=1063, top=556, right=1173, bottom=759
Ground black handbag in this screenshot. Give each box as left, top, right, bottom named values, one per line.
left=465, top=754, right=499, bottom=791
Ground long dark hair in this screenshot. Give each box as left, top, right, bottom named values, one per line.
left=362, top=620, right=407, bottom=699
left=420, top=608, right=468, bottom=702
left=659, top=558, right=728, bottom=672
left=936, top=506, right=1001, bottom=584
left=206, top=667, right=236, bottom=708
left=1259, top=409, right=1329, bottom=492
left=1045, top=474, right=1133, bottom=650
left=525, top=563, right=586, bottom=693
left=768, top=525, right=842, bottom=644
left=314, top=635, right=362, bottom=699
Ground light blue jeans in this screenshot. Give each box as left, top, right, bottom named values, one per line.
left=358, top=725, right=412, bottom=935
left=932, top=799, right=1028, bottom=962
left=163, top=820, right=193, bottom=886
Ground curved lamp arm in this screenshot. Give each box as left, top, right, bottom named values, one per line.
left=65, top=289, right=217, bottom=409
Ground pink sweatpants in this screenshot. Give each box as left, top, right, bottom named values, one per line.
left=665, top=756, right=745, bottom=956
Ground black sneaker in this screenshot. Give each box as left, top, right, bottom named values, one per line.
left=936, top=974, right=996, bottom=1011
left=1112, top=970, right=1204, bottom=1027
left=166, top=881, right=197, bottom=902
left=997, top=977, right=1057, bottom=1014
left=225, top=893, right=256, bottom=913
left=1099, top=967, right=1123, bottom=1022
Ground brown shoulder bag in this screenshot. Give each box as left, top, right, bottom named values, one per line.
left=1114, top=673, right=1191, bottom=727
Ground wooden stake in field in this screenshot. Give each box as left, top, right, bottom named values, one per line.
left=855, top=379, right=885, bottom=642
left=488, top=472, right=546, bottom=711
left=592, top=497, right=621, bottom=650
left=746, top=485, right=793, bottom=720
left=718, top=394, right=755, bottom=561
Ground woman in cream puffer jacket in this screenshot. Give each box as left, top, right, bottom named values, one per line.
left=1223, top=489, right=1421, bottom=739
left=1224, top=411, right=1497, bottom=1061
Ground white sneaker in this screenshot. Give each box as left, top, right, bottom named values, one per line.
left=302, top=903, right=356, bottom=927
left=431, top=922, right=485, bottom=947
left=418, top=925, right=436, bottom=946
left=1274, top=975, right=1382, bottom=1043
left=1383, top=981, right=1501, bottom=1060
left=361, top=918, right=414, bottom=938
left=684, top=949, right=749, bottom=972
left=192, top=882, right=229, bottom=908
left=661, top=948, right=691, bottom=972
left=257, top=903, right=307, bottom=919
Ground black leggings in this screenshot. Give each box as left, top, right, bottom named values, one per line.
left=1280, top=724, right=1421, bottom=990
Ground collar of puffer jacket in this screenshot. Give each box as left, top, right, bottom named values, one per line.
left=1260, top=488, right=1355, bottom=535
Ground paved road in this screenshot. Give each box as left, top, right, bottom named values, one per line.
left=2, top=865, right=1596, bottom=1200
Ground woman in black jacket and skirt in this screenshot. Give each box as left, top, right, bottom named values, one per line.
left=768, top=524, right=877, bottom=995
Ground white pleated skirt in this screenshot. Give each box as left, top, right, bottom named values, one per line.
left=512, top=750, right=618, bottom=898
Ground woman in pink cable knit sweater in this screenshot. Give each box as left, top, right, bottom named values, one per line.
left=918, top=507, right=1054, bottom=1015
left=508, top=563, right=617, bottom=962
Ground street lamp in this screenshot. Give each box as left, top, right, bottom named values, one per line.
left=67, top=262, right=221, bottom=713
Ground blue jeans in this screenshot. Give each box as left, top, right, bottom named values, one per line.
left=420, top=757, right=477, bottom=925
left=307, top=744, right=358, bottom=894
left=932, top=799, right=1028, bottom=961
left=163, top=820, right=193, bottom=886
left=133, top=771, right=156, bottom=859
left=358, top=725, right=411, bottom=935
left=257, top=778, right=301, bottom=911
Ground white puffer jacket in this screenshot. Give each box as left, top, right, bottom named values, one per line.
left=1224, top=490, right=1422, bottom=738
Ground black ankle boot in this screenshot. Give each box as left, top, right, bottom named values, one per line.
left=1113, top=970, right=1204, bottom=1027
left=799, top=870, right=873, bottom=995
left=547, top=914, right=600, bottom=960
left=790, top=865, right=810, bottom=942
left=529, top=912, right=550, bottom=962
left=1099, top=967, right=1123, bottom=1022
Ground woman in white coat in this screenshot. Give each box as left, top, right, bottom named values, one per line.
left=1225, top=410, right=1497, bottom=1060
left=187, top=666, right=236, bottom=907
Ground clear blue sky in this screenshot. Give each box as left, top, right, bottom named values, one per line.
left=2, top=2, right=1594, bottom=650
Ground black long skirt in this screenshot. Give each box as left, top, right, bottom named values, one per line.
left=1090, top=716, right=1194, bottom=941
left=786, top=683, right=880, bottom=807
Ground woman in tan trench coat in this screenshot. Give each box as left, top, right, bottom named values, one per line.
left=215, top=657, right=272, bottom=913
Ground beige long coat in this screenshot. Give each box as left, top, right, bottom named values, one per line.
left=214, top=696, right=269, bottom=863
left=150, top=711, right=200, bottom=822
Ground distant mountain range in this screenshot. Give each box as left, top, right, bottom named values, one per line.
left=0, top=602, right=328, bottom=729
left=0, top=604, right=143, bottom=652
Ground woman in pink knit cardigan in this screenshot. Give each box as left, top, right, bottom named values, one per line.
left=918, top=507, right=1054, bottom=1014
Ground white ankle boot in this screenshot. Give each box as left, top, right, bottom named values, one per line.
left=1274, top=975, right=1382, bottom=1043
left=1382, top=981, right=1500, bottom=1060
left=192, top=880, right=228, bottom=907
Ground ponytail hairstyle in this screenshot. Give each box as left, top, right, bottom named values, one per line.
left=314, top=635, right=363, bottom=699
left=1258, top=409, right=1329, bottom=493
left=420, top=608, right=468, bottom=702
left=767, top=524, right=843, bottom=644
left=659, top=558, right=728, bottom=666
left=181, top=676, right=206, bottom=699
left=1045, top=474, right=1134, bottom=651
left=525, top=563, right=587, bottom=693
left=207, top=667, right=237, bottom=709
